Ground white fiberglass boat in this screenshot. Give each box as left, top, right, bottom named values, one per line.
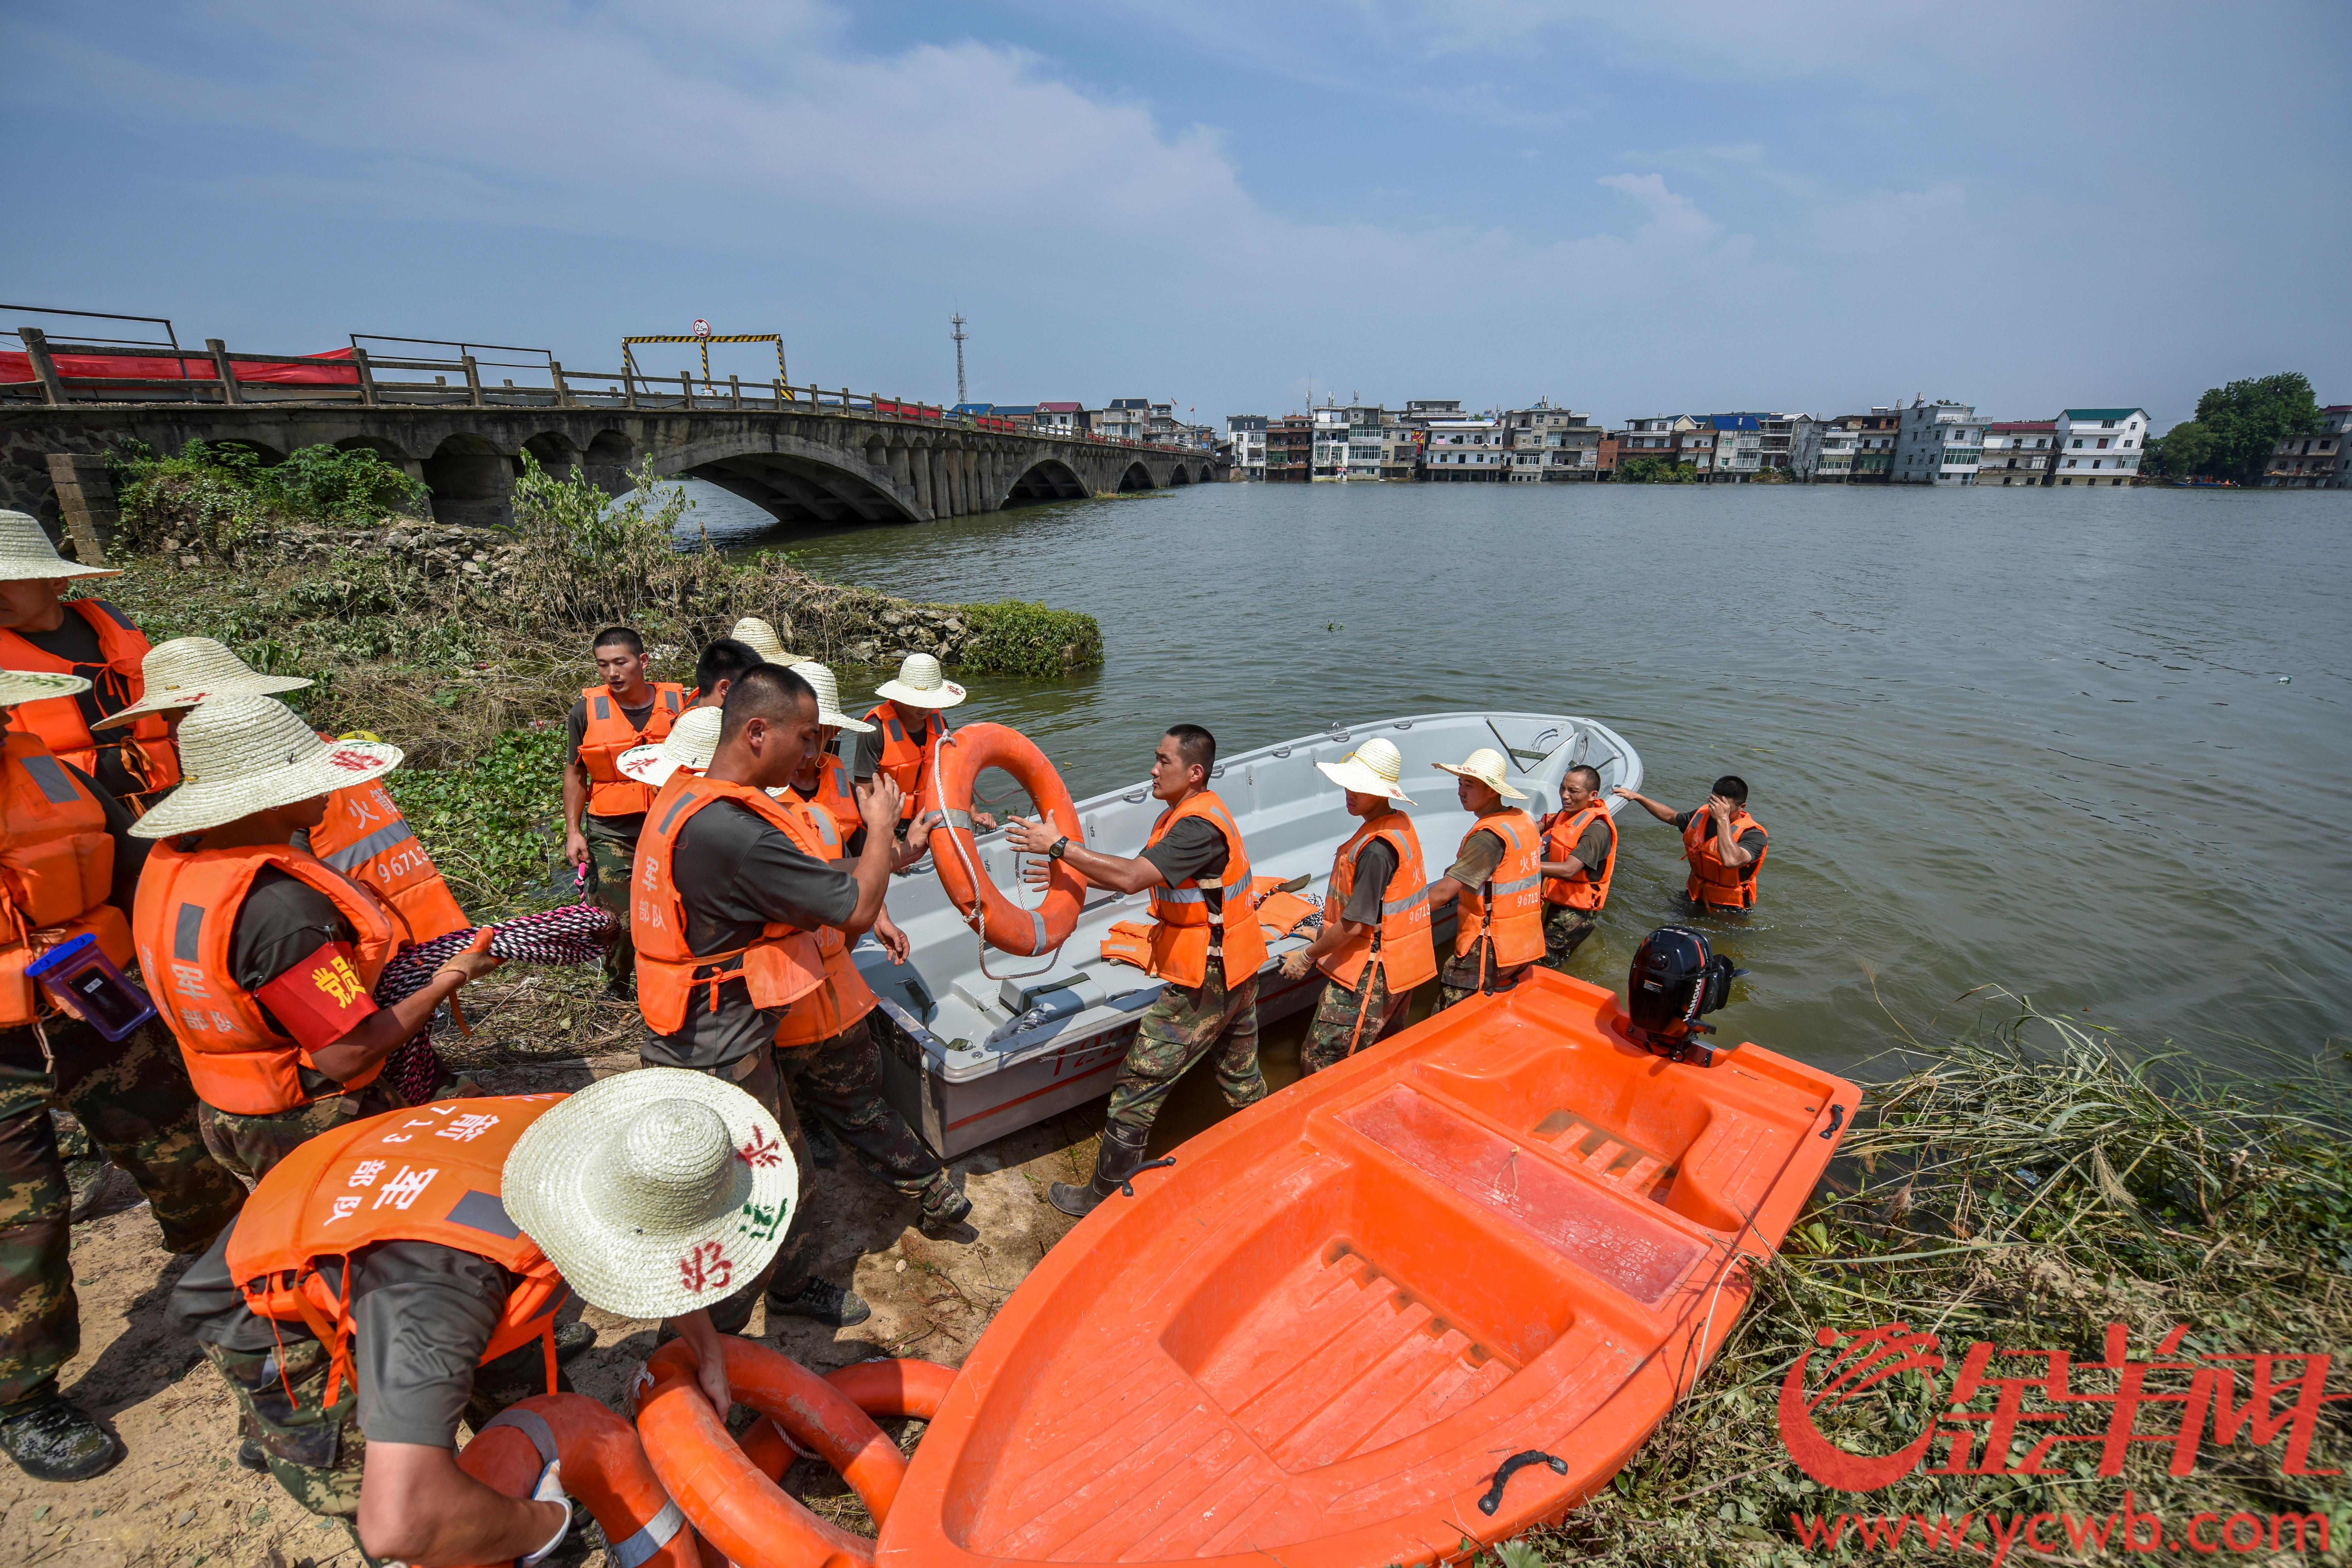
left=863, top=711, right=1643, bottom=1157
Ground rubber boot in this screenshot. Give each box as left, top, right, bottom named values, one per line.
left=1048, top=1126, right=1150, bottom=1219
left=0, top=1397, right=119, bottom=1482
left=917, top=1172, right=973, bottom=1239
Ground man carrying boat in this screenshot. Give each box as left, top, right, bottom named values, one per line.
left=633, top=665, right=904, bottom=1328
left=0, top=669, right=247, bottom=1482
left=1424, top=749, right=1543, bottom=1010
left=1275, top=738, right=1435, bottom=1074
left=1536, top=765, right=1617, bottom=967
left=858, top=653, right=992, bottom=833
left=1006, top=724, right=1267, bottom=1217
left=0, top=512, right=180, bottom=814
left=1615, top=775, right=1768, bottom=913
left=166, top=1072, right=774, bottom=1563
left=563, top=626, right=687, bottom=997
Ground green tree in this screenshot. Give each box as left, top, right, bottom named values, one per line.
left=2171, top=372, right=2320, bottom=484
left=2143, top=421, right=2217, bottom=480
left=1615, top=454, right=1700, bottom=483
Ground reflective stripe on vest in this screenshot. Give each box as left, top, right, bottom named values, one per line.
left=1543, top=801, right=1617, bottom=912
left=1140, top=791, right=1268, bottom=988
left=318, top=818, right=416, bottom=873
left=1456, top=809, right=1545, bottom=967
left=0, top=730, right=131, bottom=1027
left=1319, top=810, right=1436, bottom=992
left=0, top=600, right=181, bottom=804
left=1683, top=806, right=1766, bottom=909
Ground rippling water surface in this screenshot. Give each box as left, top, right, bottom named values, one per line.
left=667, top=478, right=2351, bottom=1083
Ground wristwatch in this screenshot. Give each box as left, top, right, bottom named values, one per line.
left=1047, top=836, right=1070, bottom=861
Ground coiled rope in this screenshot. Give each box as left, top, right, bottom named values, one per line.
left=374, top=900, right=618, bottom=1105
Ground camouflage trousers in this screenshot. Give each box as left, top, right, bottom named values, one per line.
left=1104, top=966, right=1264, bottom=1144
left=583, top=826, right=640, bottom=994
left=1536, top=903, right=1601, bottom=972
left=1438, top=937, right=1534, bottom=1012
left=205, top=1317, right=569, bottom=1560
left=0, top=1019, right=246, bottom=1412
left=778, top=1015, right=946, bottom=1200
left=197, top=1062, right=477, bottom=1184
left=1301, top=965, right=1410, bottom=1076
left=669, top=1047, right=804, bottom=1334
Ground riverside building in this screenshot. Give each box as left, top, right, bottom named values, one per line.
left=2052, top=408, right=2147, bottom=486
left=1894, top=398, right=1988, bottom=485
left=1227, top=415, right=1268, bottom=480
left=1984, top=421, right=2057, bottom=485
left=2264, top=405, right=2350, bottom=488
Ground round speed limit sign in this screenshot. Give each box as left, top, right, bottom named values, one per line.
left=692, top=319, right=710, bottom=339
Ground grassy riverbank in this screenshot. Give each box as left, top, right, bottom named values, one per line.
left=96, top=440, right=1102, bottom=910
left=1493, top=993, right=2351, bottom=1567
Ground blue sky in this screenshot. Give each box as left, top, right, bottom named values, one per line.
left=5, top=1, right=2346, bottom=428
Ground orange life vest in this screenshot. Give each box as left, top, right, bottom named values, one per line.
left=770, top=795, right=879, bottom=1048
left=226, top=1094, right=571, bottom=1407
left=308, top=747, right=469, bottom=941
left=0, top=729, right=134, bottom=1028
left=133, top=840, right=413, bottom=1115
left=1142, top=791, right=1270, bottom=990
left=797, top=753, right=861, bottom=844
left=1542, top=800, right=1618, bottom=912
left=1320, top=811, right=1435, bottom=992
left=633, top=776, right=828, bottom=1036
left=863, top=704, right=944, bottom=823
left=1683, top=805, right=1767, bottom=910
left=1454, top=809, right=1544, bottom=968
left=0, top=600, right=181, bottom=809
left=578, top=684, right=686, bottom=819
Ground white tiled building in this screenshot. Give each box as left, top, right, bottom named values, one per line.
left=1422, top=418, right=1506, bottom=479
left=1226, top=415, right=1267, bottom=480
left=2052, top=408, right=2147, bottom=486
left=1894, top=397, right=1989, bottom=484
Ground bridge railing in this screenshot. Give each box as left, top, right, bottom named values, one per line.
left=2, top=325, right=1212, bottom=455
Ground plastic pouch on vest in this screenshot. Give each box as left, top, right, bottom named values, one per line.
left=25, top=931, right=160, bottom=1041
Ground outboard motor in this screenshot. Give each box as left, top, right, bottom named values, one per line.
left=1627, top=925, right=1741, bottom=1065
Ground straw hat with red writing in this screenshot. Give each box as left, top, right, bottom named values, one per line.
left=0, top=670, right=92, bottom=709
left=129, top=694, right=400, bottom=839
left=1315, top=737, right=1415, bottom=805
left=503, top=1067, right=797, bottom=1320
left=617, top=705, right=724, bottom=789
left=1433, top=747, right=1528, bottom=801
left=95, top=637, right=312, bottom=729
left=0, top=511, right=119, bottom=581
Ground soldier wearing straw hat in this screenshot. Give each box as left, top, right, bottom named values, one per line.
left=0, top=510, right=181, bottom=813
left=98, top=636, right=471, bottom=942
left=1426, top=749, right=1544, bottom=1010
left=127, top=696, right=506, bottom=1182
left=633, top=665, right=906, bottom=1328
left=0, top=669, right=246, bottom=1482
left=859, top=653, right=990, bottom=832
left=771, top=661, right=968, bottom=1231
left=1276, top=738, right=1437, bottom=1074
left=168, top=1070, right=784, bottom=1563
left=730, top=615, right=809, bottom=666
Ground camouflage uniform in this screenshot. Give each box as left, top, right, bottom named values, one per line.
left=777, top=1016, right=949, bottom=1202
left=582, top=828, right=639, bottom=995
left=1104, top=965, right=1263, bottom=1145
left=197, top=1061, right=477, bottom=1185
left=204, top=1317, right=569, bottom=1558
left=1537, top=904, right=1601, bottom=972
left=0, top=1019, right=246, bottom=1414
left=1300, top=966, right=1407, bottom=1076
left=1437, top=938, right=1532, bottom=1012
left=683, top=1047, right=807, bottom=1335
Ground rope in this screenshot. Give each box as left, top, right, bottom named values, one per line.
left=373, top=900, right=618, bottom=1106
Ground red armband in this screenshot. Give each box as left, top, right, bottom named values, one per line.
left=255, top=941, right=380, bottom=1051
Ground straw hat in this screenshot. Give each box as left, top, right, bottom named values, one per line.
left=1433, top=747, right=1528, bottom=801
left=0, top=511, right=119, bottom=582
left=1315, top=736, right=1415, bottom=805
left=0, top=670, right=91, bottom=709
left=617, top=704, right=724, bottom=788
left=129, top=695, right=401, bottom=839
left=788, top=661, right=874, bottom=734
left=93, top=637, right=312, bottom=730
left=874, top=652, right=965, bottom=710
left=502, top=1067, right=797, bottom=1320
left=730, top=616, right=809, bottom=666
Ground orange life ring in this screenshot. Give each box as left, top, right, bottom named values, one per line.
left=924, top=722, right=1087, bottom=956
left=740, top=1358, right=959, bottom=1481
left=633, top=1336, right=907, bottom=1568
left=453, top=1393, right=699, bottom=1568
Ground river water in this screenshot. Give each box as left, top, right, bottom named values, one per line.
left=673, top=478, right=2351, bottom=1090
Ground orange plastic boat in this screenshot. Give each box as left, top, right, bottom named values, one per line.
left=875, top=967, right=1856, bottom=1568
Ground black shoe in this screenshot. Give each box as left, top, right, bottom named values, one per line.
left=0, top=1398, right=120, bottom=1482
left=1047, top=1127, right=1151, bottom=1219
left=237, top=1436, right=268, bottom=1472
left=553, top=1321, right=597, bottom=1366
left=917, top=1176, right=973, bottom=1239
left=800, top=1116, right=839, bottom=1170
left=767, top=1277, right=872, bottom=1328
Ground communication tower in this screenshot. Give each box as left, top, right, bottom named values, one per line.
left=951, top=313, right=968, bottom=407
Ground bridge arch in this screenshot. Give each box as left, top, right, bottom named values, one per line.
left=522, top=430, right=580, bottom=481
left=1004, top=458, right=1087, bottom=504
left=1117, top=461, right=1155, bottom=492
left=653, top=430, right=921, bottom=529
left=423, top=433, right=515, bottom=528
left=1166, top=463, right=1192, bottom=486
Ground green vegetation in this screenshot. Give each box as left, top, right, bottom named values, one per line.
left=1497, top=993, right=2349, bottom=1566
left=2145, top=372, right=2321, bottom=484
left=1616, top=455, right=1702, bottom=483
left=101, top=440, right=1105, bottom=910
